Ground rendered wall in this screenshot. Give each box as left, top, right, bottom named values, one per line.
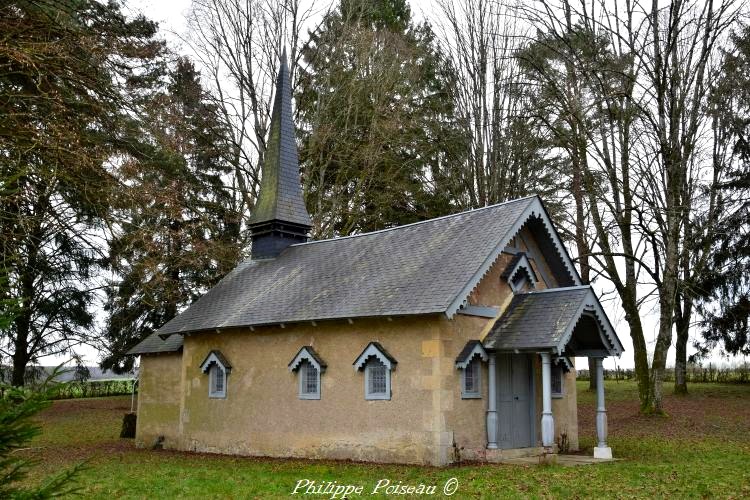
left=177, top=315, right=455, bottom=465
left=552, top=364, right=579, bottom=451
left=136, top=353, right=183, bottom=449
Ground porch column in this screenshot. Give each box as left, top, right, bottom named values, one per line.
left=540, top=353, right=554, bottom=449
left=594, top=357, right=613, bottom=459
left=486, top=353, right=498, bottom=449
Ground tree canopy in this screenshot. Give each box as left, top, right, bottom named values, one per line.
left=694, top=23, right=750, bottom=359
left=102, top=59, right=242, bottom=372
left=297, top=0, right=465, bottom=236
left=0, top=0, right=164, bottom=385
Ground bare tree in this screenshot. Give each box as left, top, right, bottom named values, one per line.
left=184, top=0, right=322, bottom=233
left=635, top=0, right=740, bottom=407
left=514, top=0, right=741, bottom=412
left=434, top=0, right=563, bottom=213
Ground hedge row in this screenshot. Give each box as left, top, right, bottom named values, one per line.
left=49, top=379, right=136, bottom=400
left=578, top=362, right=750, bottom=384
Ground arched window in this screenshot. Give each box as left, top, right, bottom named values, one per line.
left=353, top=342, right=397, bottom=400
left=288, top=346, right=326, bottom=400
left=199, top=350, right=232, bottom=399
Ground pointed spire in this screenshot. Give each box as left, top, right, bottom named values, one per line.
left=249, top=50, right=311, bottom=259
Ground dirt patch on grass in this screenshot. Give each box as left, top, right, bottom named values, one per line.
left=39, top=396, right=133, bottom=420
left=578, top=386, right=750, bottom=442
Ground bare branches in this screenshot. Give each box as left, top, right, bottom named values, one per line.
left=183, top=0, right=322, bottom=228
left=434, top=0, right=561, bottom=211
left=492, top=0, right=744, bottom=410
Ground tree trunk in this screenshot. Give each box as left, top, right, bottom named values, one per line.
left=649, top=283, right=678, bottom=414
left=621, top=290, right=651, bottom=411
left=12, top=243, right=38, bottom=387
left=588, top=357, right=597, bottom=390
left=674, top=298, right=692, bottom=395
left=674, top=333, right=688, bottom=395
left=11, top=320, right=29, bottom=387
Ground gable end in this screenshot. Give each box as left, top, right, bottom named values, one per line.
left=445, top=197, right=581, bottom=318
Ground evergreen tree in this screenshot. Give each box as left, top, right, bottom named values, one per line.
left=297, top=0, right=465, bottom=237
left=102, top=59, right=241, bottom=372
left=0, top=371, right=82, bottom=498
left=0, top=0, right=164, bottom=385
left=694, top=24, right=750, bottom=358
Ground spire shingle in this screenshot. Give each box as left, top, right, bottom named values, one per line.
left=249, top=50, right=311, bottom=228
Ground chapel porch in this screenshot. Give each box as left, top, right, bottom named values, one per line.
left=466, top=285, right=625, bottom=460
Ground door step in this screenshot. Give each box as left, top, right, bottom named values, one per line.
left=484, top=446, right=552, bottom=462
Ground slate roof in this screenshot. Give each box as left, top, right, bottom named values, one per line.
left=157, top=196, right=534, bottom=335
left=248, top=50, right=311, bottom=228
left=127, top=195, right=585, bottom=355
left=127, top=331, right=183, bottom=355
left=483, top=286, right=623, bottom=355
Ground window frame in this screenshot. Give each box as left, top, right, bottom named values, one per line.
left=461, top=357, right=482, bottom=399
left=353, top=342, right=397, bottom=401
left=298, top=359, right=321, bottom=400
left=364, top=357, right=391, bottom=400
left=209, top=363, right=227, bottom=399
left=199, top=351, right=231, bottom=400
left=551, top=362, right=564, bottom=398
left=455, top=340, right=488, bottom=400
left=288, top=346, right=327, bottom=401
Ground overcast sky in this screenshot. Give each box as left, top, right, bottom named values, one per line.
left=40, top=0, right=744, bottom=372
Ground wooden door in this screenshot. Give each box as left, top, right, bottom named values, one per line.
left=496, top=354, right=534, bottom=449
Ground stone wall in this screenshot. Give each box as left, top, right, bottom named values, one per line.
left=176, top=315, right=454, bottom=465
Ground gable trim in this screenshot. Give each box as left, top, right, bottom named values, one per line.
left=455, top=340, right=489, bottom=369
left=199, top=350, right=232, bottom=374
left=353, top=342, right=397, bottom=371
left=445, top=197, right=581, bottom=319
left=554, top=288, right=623, bottom=356
left=501, top=253, right=538, bottom=283
left=555, top=355, right=574, bottom=372
left=288, top=346, right=327, bottom=373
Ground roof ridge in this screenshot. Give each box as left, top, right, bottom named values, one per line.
left=291, top=195, right=538, bottom=247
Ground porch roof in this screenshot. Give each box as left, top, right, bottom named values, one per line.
left=483, top=286, right=624, bottom=357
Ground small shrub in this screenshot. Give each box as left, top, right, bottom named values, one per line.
left=0, top=383, right=83, bottom=498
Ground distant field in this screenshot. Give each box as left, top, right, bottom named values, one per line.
left=23, top=381, right=750, bottom=498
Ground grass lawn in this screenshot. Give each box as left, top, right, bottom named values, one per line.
left=23, top=381, right=750, bottom=499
